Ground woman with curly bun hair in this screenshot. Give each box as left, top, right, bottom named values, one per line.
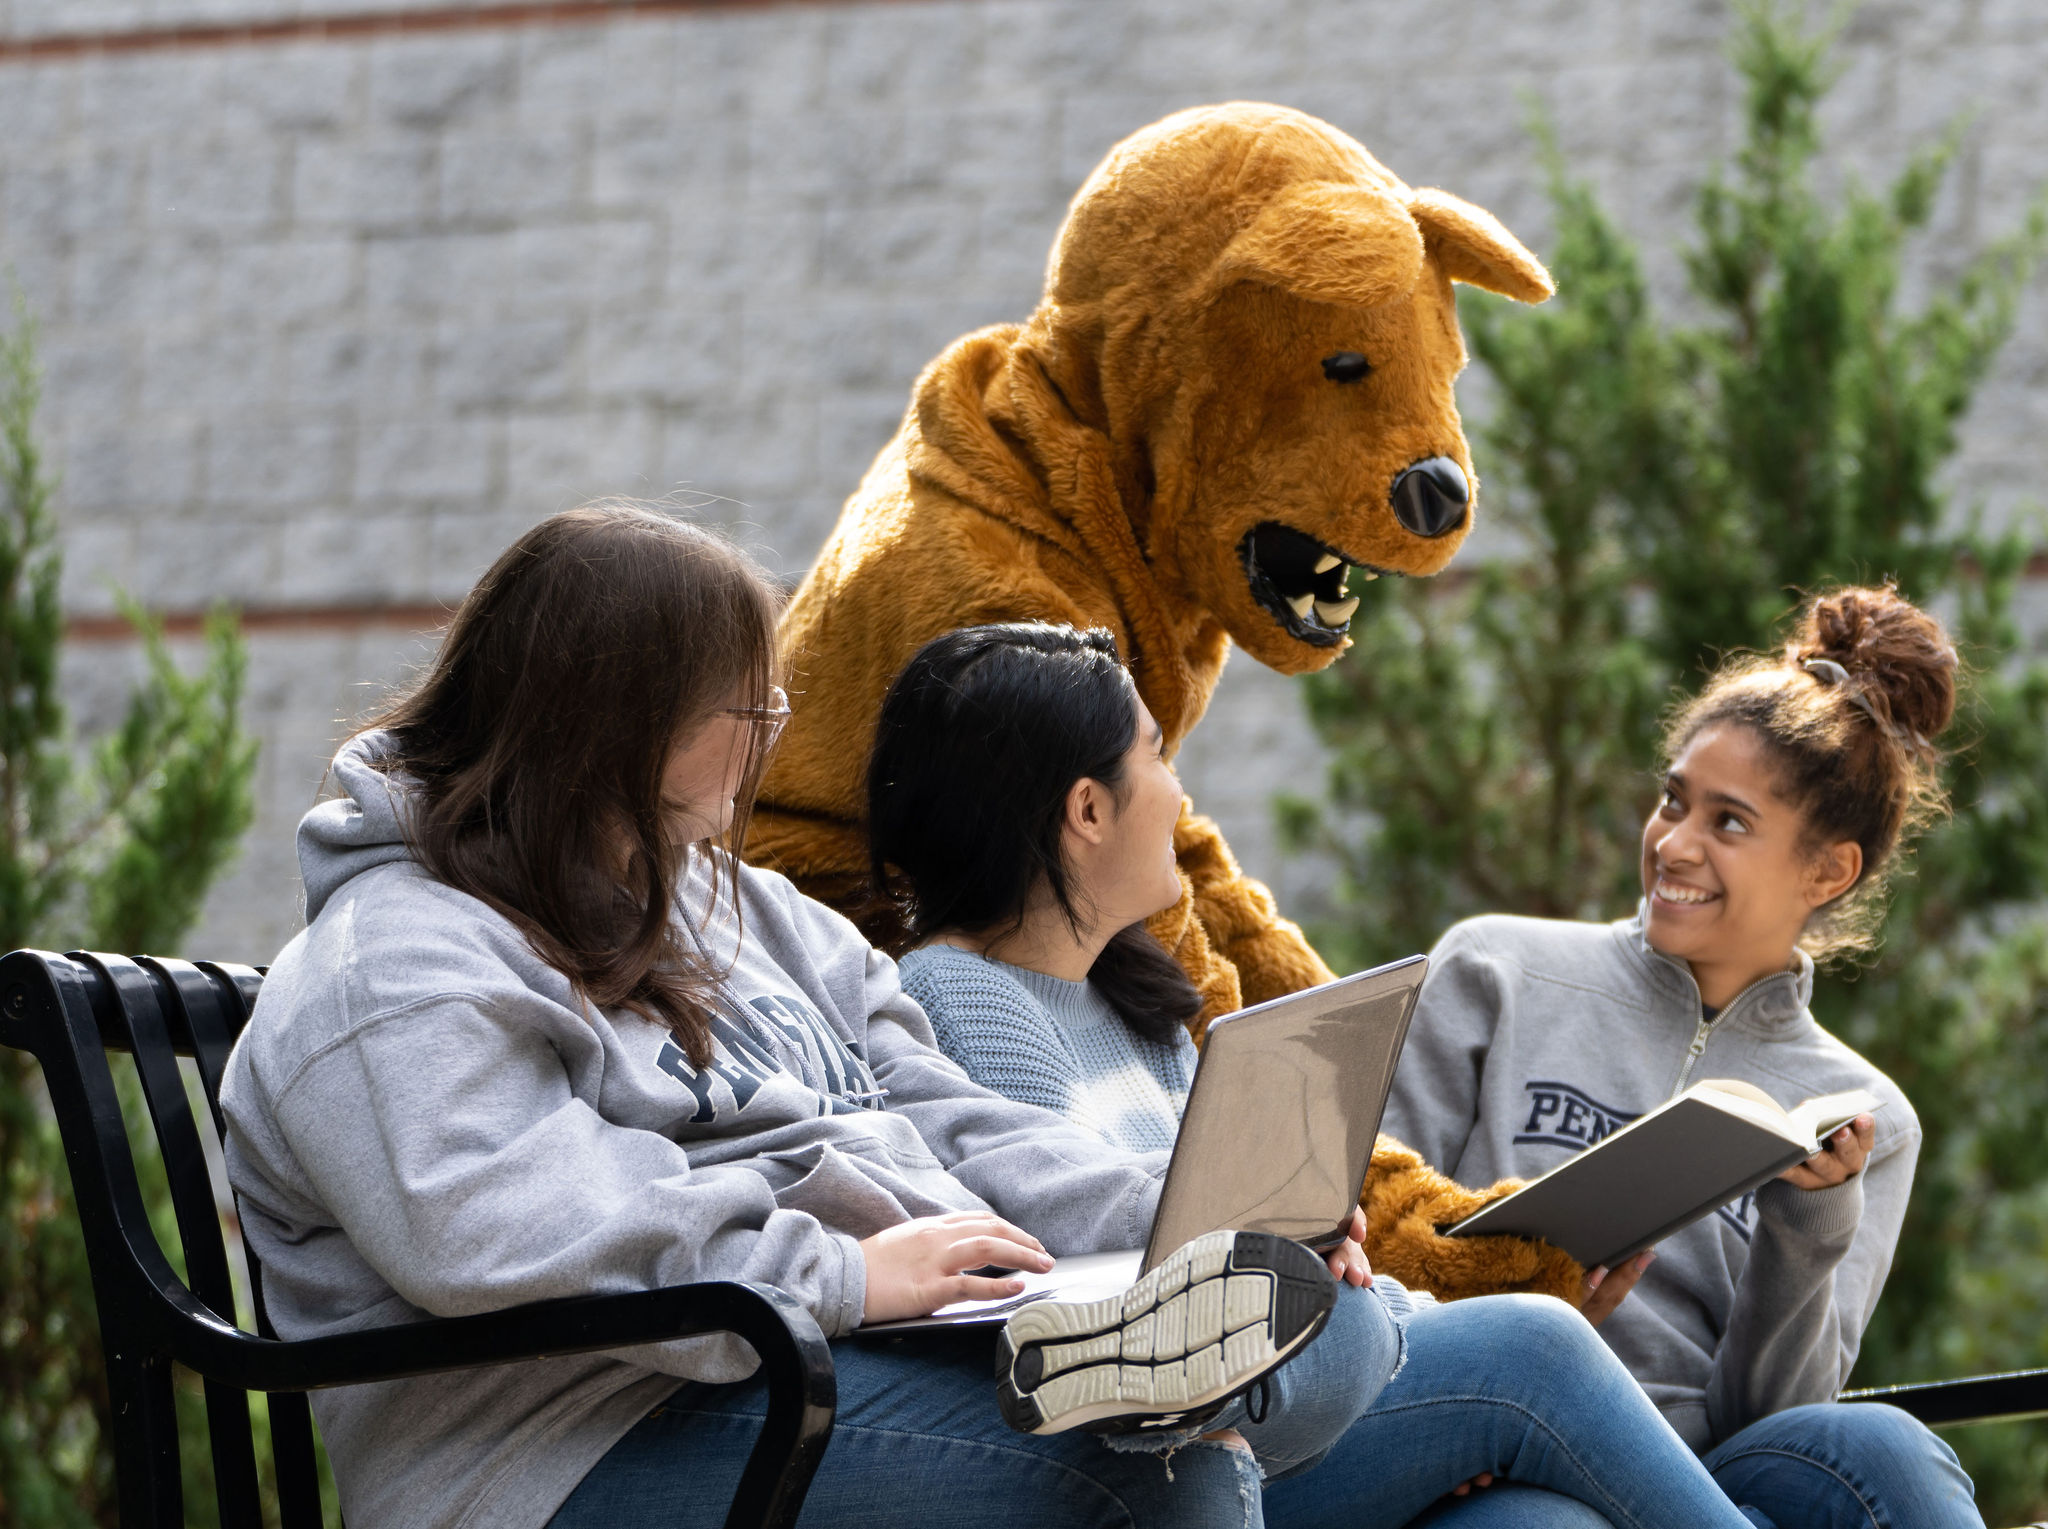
left=1382, top=585, right=1985, bottom=1528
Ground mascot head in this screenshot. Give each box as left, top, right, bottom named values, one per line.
left=1016, top=103, right=1552, bottom=674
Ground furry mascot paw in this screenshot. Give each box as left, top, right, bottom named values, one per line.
left=1361, top=1137, right=1585, bottom=1304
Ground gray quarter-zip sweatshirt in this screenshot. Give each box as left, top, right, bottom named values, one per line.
left=1380, top=908, right=1918, bottom=1452
left=220, top=736, right=1168, bottom=1529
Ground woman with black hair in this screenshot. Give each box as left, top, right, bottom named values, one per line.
left=867, top=622, right=1770, bottom=1529
left=875, top=624, right=1203, bottom=1154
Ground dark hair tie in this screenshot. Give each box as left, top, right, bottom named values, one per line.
left=1801, top=657, right=1927, bottom=749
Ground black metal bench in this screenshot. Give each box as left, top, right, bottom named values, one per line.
left=0, top=948, right=837, bottom=1529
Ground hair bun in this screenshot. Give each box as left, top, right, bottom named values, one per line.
left=1792, top=584, right=1959, bottom=745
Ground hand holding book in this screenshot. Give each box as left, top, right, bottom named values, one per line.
left=1780, top=1112, right=1875, bottom=1191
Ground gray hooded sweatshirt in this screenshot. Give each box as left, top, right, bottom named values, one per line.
left=220, top=737, right=1168, bottom=1529
left=1380, top=910, right=1919, bottom=1453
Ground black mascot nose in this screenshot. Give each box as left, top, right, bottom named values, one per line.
left=1389, top=456, right=1470, bottom=539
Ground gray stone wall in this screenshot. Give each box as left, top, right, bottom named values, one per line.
left=4, top=0, right=2045, bottom=963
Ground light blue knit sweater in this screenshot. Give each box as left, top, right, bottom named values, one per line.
left=900, top=942, right=1438, bottom=1326
left=897, top=944, right=1196, bottom=1154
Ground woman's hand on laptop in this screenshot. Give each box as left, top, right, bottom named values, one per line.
left=859, top=1212, right=1055, bottom=1322
left=1326, top=1208, right=1373, bottom=1287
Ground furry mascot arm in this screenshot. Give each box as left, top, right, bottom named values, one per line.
left=1143, top=861, right=1242, bottom=1028
left=1362, top=1136, right=1584, bottom=1304
left=1171, top=803, right=1334, bottom=1012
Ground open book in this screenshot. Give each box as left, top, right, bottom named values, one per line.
left=1445, top=1079, right=1879, bottom=1269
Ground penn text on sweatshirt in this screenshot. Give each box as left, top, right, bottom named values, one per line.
left=220, top=735, right=1168, bottom=1529
left=1379, top=909, right=1919, bottom=1452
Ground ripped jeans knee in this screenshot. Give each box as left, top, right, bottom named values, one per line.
left=1138, top=1433, right=1264, bottom=1529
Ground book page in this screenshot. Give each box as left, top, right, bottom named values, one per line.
left=1689, top=1079, right=1803, bottom=1143
left=1690, top=1078, right=1784, bottom=1112
left=1692, top=1079, right=1881, bottom=1149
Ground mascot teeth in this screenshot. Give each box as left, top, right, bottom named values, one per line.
left=1240, top=522, right=1379, bottom=647
left=1315, top=597, right=1360, bottom=627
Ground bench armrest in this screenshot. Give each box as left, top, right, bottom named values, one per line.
left=148, top=1273, right=834, bottom=1399
left=163, top=1275, right=837, bottom=1529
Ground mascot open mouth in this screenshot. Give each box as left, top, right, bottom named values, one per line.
left=1239, top=522, right=1386, bottom=647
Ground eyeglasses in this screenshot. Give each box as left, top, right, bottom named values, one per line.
left=722, top=686, right=792, bottom=746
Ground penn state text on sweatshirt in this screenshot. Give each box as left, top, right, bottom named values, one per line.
left=1380, top=910, right=1918, bottom=1452
left=221, top=735, right=1168, bottom=1529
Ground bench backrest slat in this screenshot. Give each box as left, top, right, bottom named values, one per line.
left=146, top=957, right=239, bottom=1135
left=75, top=953, right=269, bottom=1529
left=183, top=959, right=327, bottom=1526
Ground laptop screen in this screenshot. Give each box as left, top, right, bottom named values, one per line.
left=1142, top=956, right=1425, bottom=1271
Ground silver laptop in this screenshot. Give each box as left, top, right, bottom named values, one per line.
left=863, top=953, right=1427, bottom=1331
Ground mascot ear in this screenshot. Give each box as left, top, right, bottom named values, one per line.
left=1407, top=187, right=1554, bottom=303
left=1216, top=183, right=1427, bottom=309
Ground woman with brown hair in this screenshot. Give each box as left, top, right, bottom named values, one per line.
left=1382, top=585, right=1985, bottom=1527
left=220, top=503, right=1404, bottom=1529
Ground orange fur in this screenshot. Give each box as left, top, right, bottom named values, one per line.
left=748, top=103, right=1575, bottom=1299
left=1362, top=1138, right=1585, bottom=1305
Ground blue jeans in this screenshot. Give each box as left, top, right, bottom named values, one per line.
left=555, top=1288, right=1757, bottom=1528
left=552, top=1280, right=1398, bottom=1529
left=1385, top=1389, right=1983, bottom=1529
left=1408, top=1484, right=1612, bottom=1528
left=1260, top=1294, right=1757, bottom=1529
left=1702, top=1401, right=1982, bottom=1529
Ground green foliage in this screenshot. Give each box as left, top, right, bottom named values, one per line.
left=1283, top=4, right=2048, bottom=1519
left=0, top=296, right=260, bottom=1528
left=87, top=598, right=256, bottom=955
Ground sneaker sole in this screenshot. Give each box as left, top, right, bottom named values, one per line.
left=995, top=1229, right=1335, bottom=1435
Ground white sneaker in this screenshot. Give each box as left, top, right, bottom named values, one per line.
left=995, top=1229, right=1336, bottom=1435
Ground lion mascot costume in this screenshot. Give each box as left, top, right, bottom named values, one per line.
left=751, top=102, right=1581, bottom=1302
